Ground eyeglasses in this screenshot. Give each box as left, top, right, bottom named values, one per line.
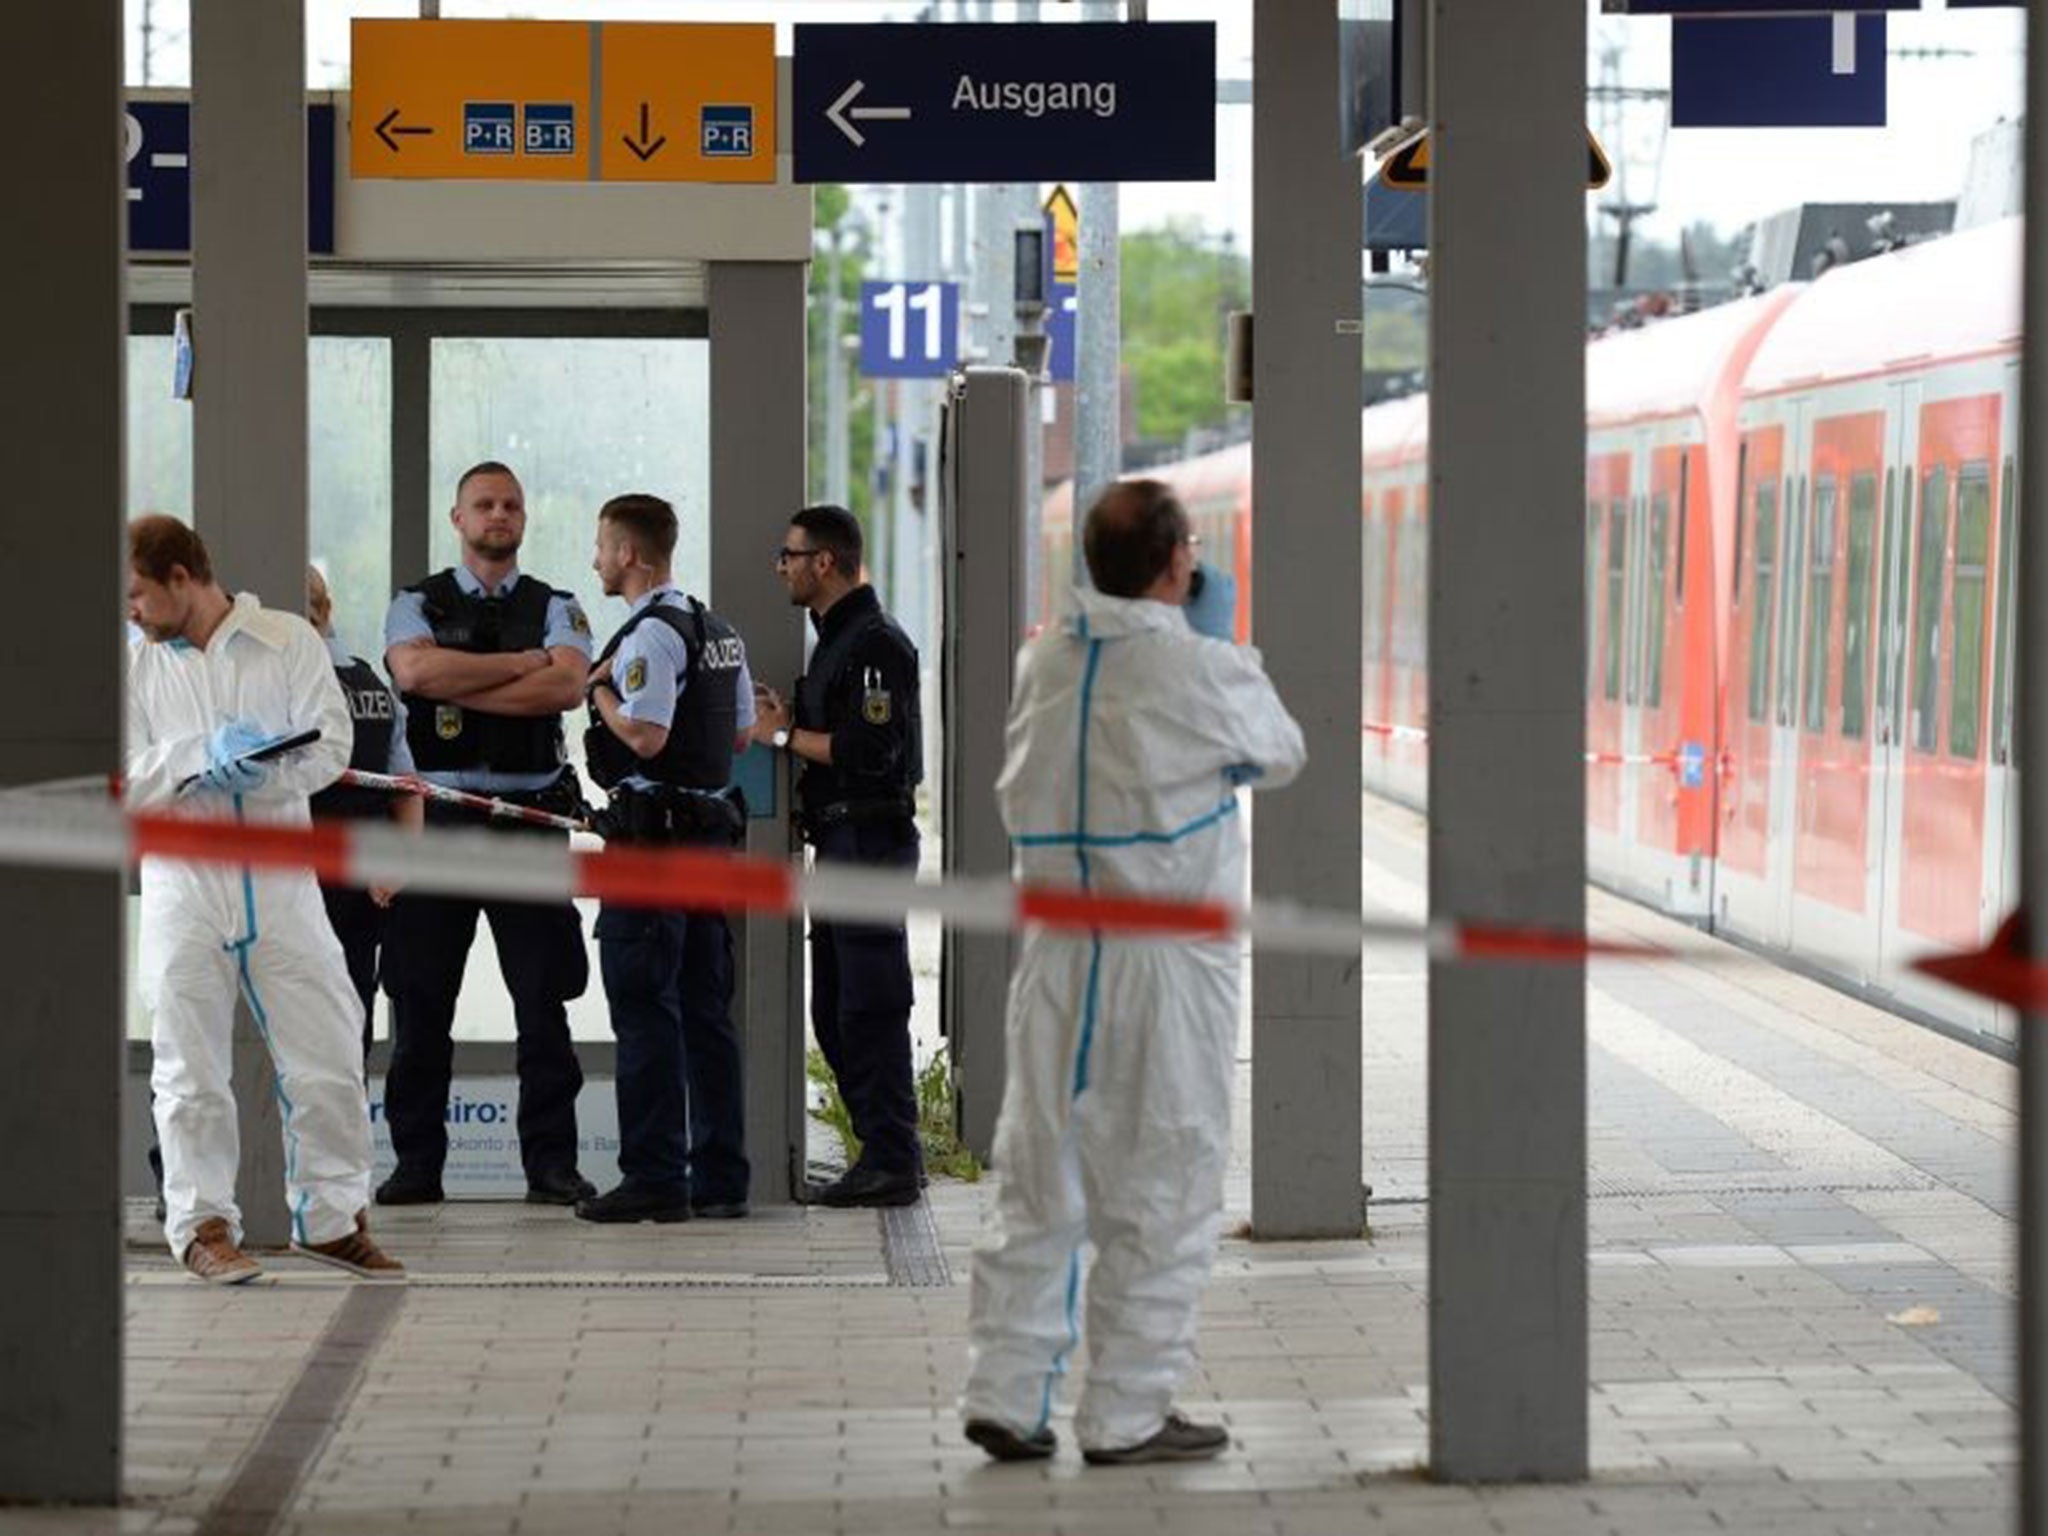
left=775, top=547, right=823, bottom=567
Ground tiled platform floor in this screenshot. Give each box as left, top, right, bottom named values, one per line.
left=21, top=798, right=2017, bottom=1534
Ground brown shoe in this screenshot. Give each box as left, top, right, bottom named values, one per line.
left=291, top=1211, right=405, bottom=1281
left=182, top=1218, right=261, bottom=1286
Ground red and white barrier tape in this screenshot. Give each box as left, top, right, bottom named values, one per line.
left=339, top=768, right=589, bottom=832
left=0, top=788, right=1666, bottom=966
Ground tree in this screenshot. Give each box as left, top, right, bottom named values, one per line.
left=807, top=186, right=877, bottom=547
left=1119, top=220, right=1249, bottom=451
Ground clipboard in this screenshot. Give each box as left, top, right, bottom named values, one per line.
left=175, top=728, right=322, bottom=794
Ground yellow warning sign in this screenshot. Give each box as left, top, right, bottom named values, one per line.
left=1378, top=125, right=1612, bottom=192
left=1044, top=184, right=1080, bottom=283
left=350, top=18, right=775, bottom=185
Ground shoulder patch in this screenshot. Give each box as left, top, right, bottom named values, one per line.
left=566, top=603, right=592, bottom=637
left=862, top=666, right=893, bottom=725
left=623, top=656, right=648, bottom=694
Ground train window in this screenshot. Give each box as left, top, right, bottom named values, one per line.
left=1885, top=472, right=1914, bottom=740
left=1674, top=455, right=1690, bottom=607
left=1605, top=499, right=1628, bottom=702
left=1803, top=478, right=1837, bottom=734
left=1993, top=456, right=2020, bottom=764
left=1949, top=463, right=1992, bottom=760
left=1911, top=465, right=1949, bottom=754
left=1585, top=502, right=1602, bottom=700
left=1731, top=443, right=1749, bottom=604
left=1643, top=494, right=1670, bottom=710
left=1746, top=480, right=1778, bottom=723
left=1776, top=477, right=1808, bottom=728
left=1624, top=495, right=1643, bottom=707
left=1840, top=473, right=1877, bottom=741
left=1362, top=509, right=1386, bottom=665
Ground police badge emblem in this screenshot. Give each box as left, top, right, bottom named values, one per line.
left=435, top=704, right=463, bottom=740
left=862, top=686, right=892, bottom=725
left=568, top=604, right=592, bottom=636
left=624, top=657, right=648, bottom=694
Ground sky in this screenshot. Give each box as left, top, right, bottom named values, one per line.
left=125, top=0, right=2028, bottom=249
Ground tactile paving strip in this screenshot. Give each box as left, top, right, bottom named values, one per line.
left=878, top=1199, right=953, bottom=1287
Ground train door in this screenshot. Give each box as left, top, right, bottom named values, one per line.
left=1587, top=448, right=1632, bottom=839
left=1719, top=423, right=1782, bottom=939
left=1788, top=407, right=1885, bottom=978
left=1871, top=381, right=1921, bottom=989
left=1614, top=429, right=1656, bottom=882
left=1761, top=401, right=1811, bottom=946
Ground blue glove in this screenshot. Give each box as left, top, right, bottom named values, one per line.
left=198, top=718, right=271, bottom=796
left=1184, top=561, right=1237, bottom=642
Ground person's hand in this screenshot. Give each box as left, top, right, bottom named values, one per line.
left=196, top=718, right=271, bottom=794
left=1184, top=561, right=1237, bottom=642
left=752, top=685, right=791, bottom=740
left=524, top=648, right=553, bottom=676
left=369, top=885, right=399, bottom=908
left=585, top=656, right=614, bottom=701
left=197, top=756, right=268, bottom=795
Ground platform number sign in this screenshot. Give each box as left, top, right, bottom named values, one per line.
left=859, top=280, right=960, bottom=379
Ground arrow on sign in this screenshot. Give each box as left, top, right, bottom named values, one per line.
left=826, top=80, right=912, bottom=147
left=621, top=102, right=668, bottom=162
left=374, top=107, right=434, bottom=154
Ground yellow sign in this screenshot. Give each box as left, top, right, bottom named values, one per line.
left=1043, top=184, right=1079, bottom=283
left=1378, top=125, right=1612, bottom=192
left=599, top=23, right=775, bottom=184
left=350, top=18, right=776, bottom=185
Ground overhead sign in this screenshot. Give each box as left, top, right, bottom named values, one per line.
left=1044, top=184, right=1079, bottom=283
left=1377, top=125, right=1611, bottom=192
left=859, top=280, right=961, bottom=379
left=350, top=19, right=775, bottom=183
left=792, top=22, right=1216, bottom=184
left=1671, top=14, right=1886, bottom=127
left=126, top=101, right=336, bottom=255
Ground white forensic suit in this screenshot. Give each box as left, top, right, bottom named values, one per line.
left=962, top=586, right=1307, bottom=1452
left=127, top=593, right=374, bottom=1258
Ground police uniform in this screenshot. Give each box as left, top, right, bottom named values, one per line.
left=378, top=566, right=593, bottom=1196
left=309, top=633, right=415, bottom=1065
left=792, top=583, right=924, bottom=1184
left=585, top=585, right=754, bottom=1212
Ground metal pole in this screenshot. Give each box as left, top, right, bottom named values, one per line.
left=1427, top=0, right=1588, bottom=1481
left=2017, top=8, right=2048, bottom=1530
left=826, top=225, right=849, bottom=509
left=0, top=0, right=124, bottom=1501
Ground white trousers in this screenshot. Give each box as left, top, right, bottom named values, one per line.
left=139, top=862, right=373, bottom=1257
left=962, top=931, right=1238, bottom=1451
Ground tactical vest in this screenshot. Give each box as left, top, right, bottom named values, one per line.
left=585, top=595, right=743, bottom=793
left=310, top=654, right=398, bottom=821
left=795, top=593, right=923, bottom=813
left=399, top=570, right=567, bottom=775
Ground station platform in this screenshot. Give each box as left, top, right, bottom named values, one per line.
left=35, top=798, right=2015, bottom=1536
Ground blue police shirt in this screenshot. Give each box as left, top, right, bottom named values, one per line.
left=325, top=633, right=415, bottom=776
left=609, top=585, right=755, bottom=793
left=383, top=565, right=592, bottom=792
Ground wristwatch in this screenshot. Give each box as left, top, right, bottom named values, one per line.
left=771, top=727, right=791, bottom=750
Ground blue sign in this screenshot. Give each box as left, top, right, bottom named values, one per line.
left=859, top=280, right=960, bottom=379
left=1672, top=15, right=1886, bottom=127
left=1679, top=740, right=1706, bottom=791
left=464, top=102, right=517, bottom=155
left=1610, top=1, right=1915, bottom=10
left=701, top=104, right=756, bottom=158
left=125, top=102, right=336, bottom=256
left=523, top=103, right=576, bottom=156
left=793, top=22, right=1215, bottom=184
left=1045, top=281, right=1078, bottom=384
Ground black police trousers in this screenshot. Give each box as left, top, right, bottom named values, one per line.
left=596, top=904, right=748, bottom=1204
left=320, top=882, right=384, bottom=1067
left=808, top=818, right=921, bottom=1177
left=380, top=819, right=588, bottom=1181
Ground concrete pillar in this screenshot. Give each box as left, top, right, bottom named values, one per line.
left=0, top=2, right=124, bottom=1504
left=1249, top=0, right=1366, bottom=1239
left=710, top=262, right=809, bottom=1203
left=190, top=0, right=308, bottom=1249
left=1426, top=0, right=1588, bottom=1482
left=2018, top=5, right=2048, bottom=1529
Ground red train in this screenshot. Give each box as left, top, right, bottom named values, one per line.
left=1040, top=217, right=2023, bottom=1050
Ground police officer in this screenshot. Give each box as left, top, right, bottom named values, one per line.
left=750, top=504, right=924, bottom=1208
left=578, top=494, right=754, bottom=1224
left=377, top=461, right=596, bottom=1207
left=306, top=565, right=424, bottom=1066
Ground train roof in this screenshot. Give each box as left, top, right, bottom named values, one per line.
left=1586, top=288, right=1799, bottom=429
left=1743, top=216, right=2020, bottom=396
